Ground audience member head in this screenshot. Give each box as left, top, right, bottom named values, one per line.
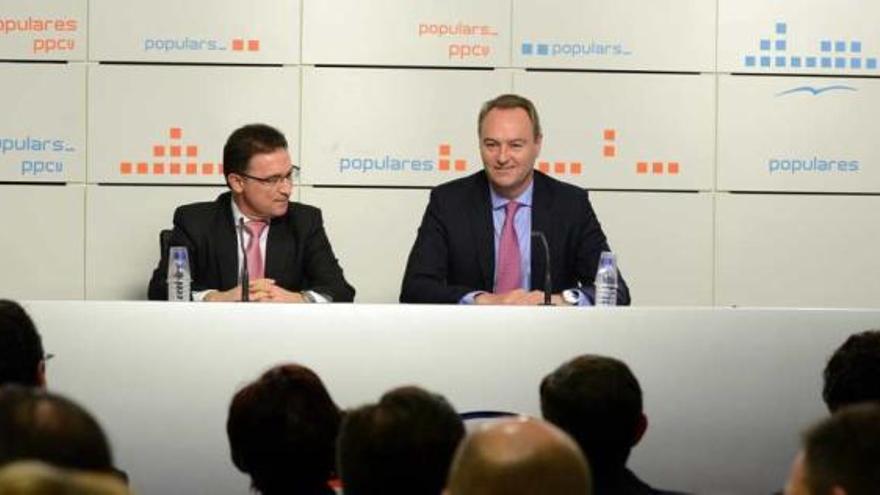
left=0, top=300, right=46, bottom=387
left=338, top=385, right=465, bottom=495
left=445, top=416, right=591, bottom=495
left=822, top=330, right=880, bottom=412
left=540, top=354, right=646, bottom=474
left=0, top=386, right=113, bottom=473
left=784, top=403, right=880, bottom=495
left=227, top=363, right=341, bottom=495
left=0, top=461, right=130, bottom=495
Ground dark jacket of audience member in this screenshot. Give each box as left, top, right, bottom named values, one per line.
left=541, top=355, right=688, bottom=495
left=822, top=329, right=880, bottom=412
left=338, top=385, right=465, bottom=495
left=0, top=300, right=46, bottom=388
left=0, top=386, right=114, bottom=474
left=227, top=364, right=341, bottom=495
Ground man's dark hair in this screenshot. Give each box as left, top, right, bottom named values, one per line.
left=0, top=300, right=44, bottom=387
left=0, top=386, right=114, bottom=472
left=823, top=330, right=880, bottom=412
left=801, top=403, right=880, bottom=495
left=540, top=355, right=643, bottom=473
left=337, top=385, right=465, bottom=495
left=227, top=364, right=340, bottom=495
left=222, top=124, right=288, bottom=184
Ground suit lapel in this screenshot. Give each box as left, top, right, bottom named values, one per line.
left=265, top=212, right=295, bottom=284
left=469, top=173, right=495, bottom=289
left=216, top=193, right=240, bottom=288
left=530, top=172, right=554, bottom=291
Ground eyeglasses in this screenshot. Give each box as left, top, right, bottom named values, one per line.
left=236, top=165, right=301, bottom=187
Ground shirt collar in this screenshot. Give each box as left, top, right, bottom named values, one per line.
left=490, top=180, right=534, bottom=210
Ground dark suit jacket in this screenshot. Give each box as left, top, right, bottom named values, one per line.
left=148, top=192, right=355, bottom=302
left=399, top=170, right=630, bottom=304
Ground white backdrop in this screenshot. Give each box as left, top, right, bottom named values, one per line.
left=1, top=0, right=879, bottom=305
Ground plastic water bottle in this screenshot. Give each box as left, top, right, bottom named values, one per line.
left=167, top=246, right=191, bottom=302
left=594, top=251, right=618, bottom=307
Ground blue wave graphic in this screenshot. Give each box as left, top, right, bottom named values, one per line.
left=776, top=85, right=858, bottom=97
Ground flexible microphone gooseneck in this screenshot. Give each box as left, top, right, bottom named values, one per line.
left=531, top=231, right=553, bottom=306
left=238, top=217, right=249, bottom=302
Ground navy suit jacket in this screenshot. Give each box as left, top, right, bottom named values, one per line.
left=148, top=192, right=355, bottom=302
left=399, top=170, right=630, bottom=304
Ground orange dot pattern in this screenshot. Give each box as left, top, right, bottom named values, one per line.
left=119, top=127, right=224, bottom=177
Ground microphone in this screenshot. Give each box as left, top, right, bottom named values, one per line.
left=238, top=217, right=249, bottom=302
left=531, top=231, right=553, bottom=306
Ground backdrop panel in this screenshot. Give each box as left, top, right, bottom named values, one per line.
left=89, top=0, right=300, bottom=64
left=301, top=66, right=511, bottom=186
left=88, top=65, right=300, bottom=185
left=0, top=0, right=87, bottom=61
left=514, top=71, right=715, bottom=191
left=303, top=0, right=510, bottom=67
left=716, top=193, right=880, bottom=308
left=0, top=185, right=84, bottom=299
left=0, top=62, right=85, bottom=183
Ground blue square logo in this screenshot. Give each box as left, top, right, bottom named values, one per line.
left=851, top=41, right=862, bottom=53
left=821, top=57, right=832, bottom=68
left=760, top=56, right=771, bottom=67
left=521, top=43, right=533, bottom=55
left=536, top=44, right=549, bottom=56
left=776, top=22, right=787, bottom=35
left=806, top=57, right=817, bottom=67
left=760, top=39, right=771, bottom=51
left=775, top=40, right=786, bottom=51
left=835, top=40, right=846, bottom=52
left=868, top=58, right=877, bottom=69
left=775, top=56, right=786, bottom=67
left=851, top=58, right=862, bottom=69
left=791, top=56, right=801, bottom=67
left=821, top=40, right=832, bottom=52
left=835, top=57, right=846, bottom=68
left=745, top=55, right=756, bottom=67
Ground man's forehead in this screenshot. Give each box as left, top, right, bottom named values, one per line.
left=480, top=108, right=535, bottom=138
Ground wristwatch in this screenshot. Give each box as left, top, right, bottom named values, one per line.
left=562, top=289, right=581, bottom=306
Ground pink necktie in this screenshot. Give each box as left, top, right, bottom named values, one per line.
left=244, top=220, right=268, bottom=280
left=495, top=201, right=522, bottom=293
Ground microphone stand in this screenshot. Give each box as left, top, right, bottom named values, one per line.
left=238, top=217, right=249, bottom=302
left=531, top=231, right=553, bottom=306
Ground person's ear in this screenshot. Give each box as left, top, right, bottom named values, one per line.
left=632, top=413, right=648, bottom=447
left=36, top=360, right=47, bottom=388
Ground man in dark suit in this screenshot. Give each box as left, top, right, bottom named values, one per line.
left=148, top=124, right=354, bottom=303
left=400, top=94, right=629, bottom=305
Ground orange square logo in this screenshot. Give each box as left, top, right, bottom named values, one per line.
left=538, top=161, right=550, bottom=173
left=438, top=144, right=451, bottom=156
left=153, top=163, right=165, bottom=174
left=667, top=162, right=680, bottom=175
left=247, top=39, right=260, bottom=51
left=603, top=145, right=615, bottom=158
left=153, top=145, right=165, bottom=157
left=202, top=163, right=214, bottom=175
left=136, top=162, right=148, bottom=175
left=652, top=162, right=664, bottom=174
left=170, top=163, right=181, bottom=175
left=554, top=162, right=566, bottom=174
left=438, top=159, right=450, bottom=171
left=186, top=163, right=198, bottom=175
left=636, top=162, right=648, bottom=174
left=186, top=145, right=198, bottom=157
left=232, top=39, right=244, bottom=51
left=454, top=159, right=466, bottom=171
left=169, top=128, right=182, bottom=139
left=603, top=129, right=615, bottom=141
left=170, top=146, right=181, bottom=157
left=120, top=162, right=132, bottom=174
left=570, top=162, right=582, bottom=175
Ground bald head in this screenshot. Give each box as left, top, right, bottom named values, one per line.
left=446, top=417, right=592, bottom=495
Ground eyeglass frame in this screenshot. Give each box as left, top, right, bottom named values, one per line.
left=234, top=165, right=301, bottom=187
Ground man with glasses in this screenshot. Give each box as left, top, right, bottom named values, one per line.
left=148, top=124, right=355, bottom=303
